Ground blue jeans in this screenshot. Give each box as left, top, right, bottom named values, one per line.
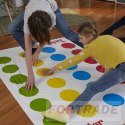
left=69, top=62, right=125, bottom=112
left=8, top=11, right=25, bottom=50
left=8, top=9, right=83, bottom=51
left=54, top=9, right=83, bottom=47
left=101, top=16, right=125, bottom=42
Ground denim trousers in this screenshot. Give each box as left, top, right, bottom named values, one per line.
left=101, top=16, right=125, bottom=42
left=8, top=8, right=83, bottom=51
left=69, top=62, right=125, bottom=112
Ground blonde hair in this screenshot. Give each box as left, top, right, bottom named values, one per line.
left=77, top=22, right=98, bottom=39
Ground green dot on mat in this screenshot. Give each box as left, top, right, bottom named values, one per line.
left=2, top=64, right=19, bottom=73
left=30, top=98, right=51, bottom=112
left=19, top=86, right=39, bottom=97
left=10, top=74, right=27, bottom=84
left=43, top=117, right=66, bottom=125
left=0, top=57, right=11, bottom=64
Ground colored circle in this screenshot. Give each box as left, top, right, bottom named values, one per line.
left=121, top=82, right=125, bottom=84
left=47, top=78, right=66, bottom=88
left=43, top=117, right=66, bottom=125
left=77, top=104, right=98, bottom=118
left=19, top=52, right=25, bottom=58
left=96, top=65, right=105, bottom=73
left=84, top=57, right=97, bottom=64
left=61, top=43, right=76, bottom=49
left=19, top=86, right=39, bottom=97
left=36, top=68, right=53, bottom=77
left=42, top=47, right=56, bottom=53
left=2, top=64, right=19, bottom=73
left=73, top=71, right=91, bottom=80
left=60, top=89, right=80, bottom=101
left=30, top=98, right=51, bottom=112
left=50, top=54, right=66, bottom=61
left=0, top=57, right=11, bottom=64
left=67, top=65, right=78, bottom=70
left=33, top=60, right=43, bottom=67
left=72, top=49, right=82, bottom=55
left=103, top=94, right=125, bottom=106
left=10, top=74, right=27, bottom=84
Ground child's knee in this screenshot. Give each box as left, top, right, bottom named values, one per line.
left=88, top=81, right=107, bottom=93
left=86, top=82, right=100, bottom=94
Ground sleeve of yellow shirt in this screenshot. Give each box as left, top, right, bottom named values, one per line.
left=55, top=47, right=90, bottom=70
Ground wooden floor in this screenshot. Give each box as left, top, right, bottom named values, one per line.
left=0, top=0, right=125, bottom=125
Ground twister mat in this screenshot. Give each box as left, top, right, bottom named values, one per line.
left=0, top=38, right=125, bottom=125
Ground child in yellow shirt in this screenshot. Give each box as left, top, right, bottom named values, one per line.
left=42, top=22, right=125, bottom=123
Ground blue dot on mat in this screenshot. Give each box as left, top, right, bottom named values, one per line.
left=67, top=65, right=78, bottom=70
left=42, top=47, right=56, bottom=53
left=50, top=54, right=66, bottom=61
left=73, top=71, right=91, bottom=80
left=103, top=94, right=125, bottom=106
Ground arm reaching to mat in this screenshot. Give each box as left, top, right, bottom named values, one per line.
left=42, top=47, right=90, bottom=75
left=24, top=33, right=35, bottom=90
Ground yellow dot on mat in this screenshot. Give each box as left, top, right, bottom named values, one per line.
left=36, top=68, right=52, bottom=77
left=77, top=104, right=98, bottom=118
left=60, top=89, right=80, bottom=101
left=33, top=60, right=43, bottom=67
left=19, top=52, right=25, bottom=58
left=47, top=78, right=66, bottom=88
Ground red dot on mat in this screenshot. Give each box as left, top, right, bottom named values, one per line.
left=72, top=49, right=82, bottom=55
left=96, top=65, right=105, bottom=73
left=84, top=57, right=97, bottom=64
left=121, top=82, right=125, bottom=84
left=61, top=43, right=76, bottom=49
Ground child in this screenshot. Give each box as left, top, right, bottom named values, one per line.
left=8, top=0, right=83, bottom=90
left=101, top=16, right=125, bottom=42
left=41, top=22, right=125, bottom=123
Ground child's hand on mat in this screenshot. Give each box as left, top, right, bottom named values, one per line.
left=32, top=52, right=39, bottom=65
left=42, top=67, right=56, bottom=75
left=25, top=75, right=35, bottom=90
